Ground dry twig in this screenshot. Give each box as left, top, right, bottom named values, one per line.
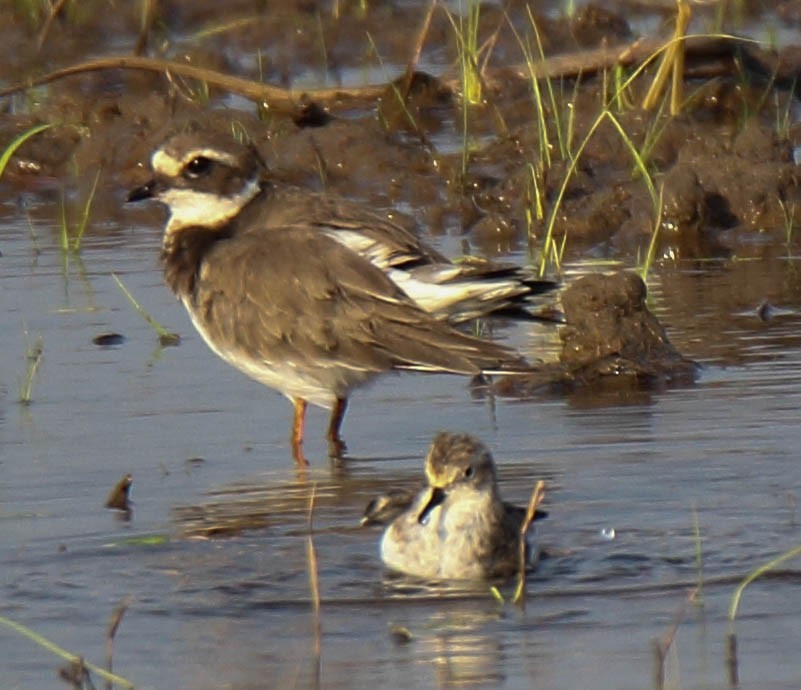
left=512, top=479, right=546, bottom=609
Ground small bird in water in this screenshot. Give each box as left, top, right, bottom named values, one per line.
left=128, top=129, right=553, bottom=465
left=372, top=432, right=546, bottom=580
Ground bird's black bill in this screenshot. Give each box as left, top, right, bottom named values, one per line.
left=127, top=179, right=157, bottom=202
left=417, top=487, right=446, bottom=525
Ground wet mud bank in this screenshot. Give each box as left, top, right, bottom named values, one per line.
left=1, top=1, right=801, bottom=267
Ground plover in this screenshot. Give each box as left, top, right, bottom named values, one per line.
left=128, top=131, right=549, bottom=465
left=376, top=432, right=546, bottom=580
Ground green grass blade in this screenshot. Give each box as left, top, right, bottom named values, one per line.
left=604, top=111, right=657, bottom=208
left=537, top=109, right=609, bottom=275
left=728, top=544, right=801, bottom=626
left=0, top=123, right=54, bottom=179
left=527, top=7, right=565, bottom=159
left=72, top=167, right=102, bottom=251
left=637, top=183, right=664, bottom=283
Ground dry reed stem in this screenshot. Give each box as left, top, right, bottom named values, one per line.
left=669, top=2, right=690, bottom=114
left=36, top=0, right=69, bottom=54
left=0, top=56, right=385, bottom=113
left=306, top=484, right=322, bottom=687
left=725, top=632, right=738, bottom=688
left=105, top=596, right=133, bottom=690
left=135, top=0, right=159, bottom=56
left=399, top=0, right=436, bottom=100
left=513, top=479, right=546, bottom=609
left=642, top=0, right=692, bottom=113
left=652, top=586, right=698, bottom=690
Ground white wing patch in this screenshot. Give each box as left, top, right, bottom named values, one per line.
left=388, top=267, right=523, bottom=316
left=321, top=228, right=400, bottom=269
left=321, top=228, right=528, bottom=319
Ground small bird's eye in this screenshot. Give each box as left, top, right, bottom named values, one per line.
left=464, top=466, right=474, bottom=479
left=184, top=156, right=213, bottom=178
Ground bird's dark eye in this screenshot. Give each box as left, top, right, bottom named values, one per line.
left=464, top=466, right=474, bottom=479
left=184, top=156, right=213, bottom=178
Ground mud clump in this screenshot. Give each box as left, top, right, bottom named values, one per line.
left=495, top=272, right=697, bottom=397
left=559, top=272, right=698, bottom=385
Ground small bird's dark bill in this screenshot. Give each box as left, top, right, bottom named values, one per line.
left=417, top=487, right=445, bottom=525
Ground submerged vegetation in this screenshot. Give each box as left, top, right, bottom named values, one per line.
left=17, top=330, right=43, bottom=405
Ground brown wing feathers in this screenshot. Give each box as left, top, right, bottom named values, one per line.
left=188, top=226, right=523, bottom=376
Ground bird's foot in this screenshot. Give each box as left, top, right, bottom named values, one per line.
left=326, top=434, right=347, bottom=461
left=291, top=440, right=311, bottom=467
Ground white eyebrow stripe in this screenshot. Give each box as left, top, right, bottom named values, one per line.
left=179, top=148, right=240, bottom=167
left=151, top=147, right=241, bottom=177
left=151, top=149, right=183, bottom=177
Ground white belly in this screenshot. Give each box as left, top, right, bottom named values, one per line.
left=182, top=297, right=374, bottom=408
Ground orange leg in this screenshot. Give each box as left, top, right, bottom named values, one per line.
left=326, top=397, right=348, bottom=458
left=291, top=398, right=310, bottom=466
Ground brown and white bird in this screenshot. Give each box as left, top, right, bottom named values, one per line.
left=128, top=130, right=554, bottom=465
left=375, top=432, right=546, bottom=580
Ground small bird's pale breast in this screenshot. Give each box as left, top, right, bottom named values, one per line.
left=380, top=485, right=521, bottom=580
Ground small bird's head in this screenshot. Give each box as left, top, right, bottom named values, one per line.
left=416, top=432, right=498, bottom=524
left=424, top=432, right=497, bottom=491
left=128, top=131, right=265, bottom=236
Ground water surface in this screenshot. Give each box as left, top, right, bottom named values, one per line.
left=2, top=208, right=801, bottom=689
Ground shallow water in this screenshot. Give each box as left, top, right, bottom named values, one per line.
left=2, top=201, right=801, bottom=689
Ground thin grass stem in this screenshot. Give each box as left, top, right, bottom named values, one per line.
left=527, top=7, right=566, bottom=160
left=73, top=167, right=102, bottom=252
left=637, top=183, right=665, bottom=283
left=0, top=614, right=135, bottom=688
left=112, top=272, right=179, bottom=345
left=105, top=596, right=133, bottom=690
left=18, top=332, right=43, bottom=405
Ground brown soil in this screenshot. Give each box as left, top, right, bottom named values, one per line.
left=2, top=1, right=800, bottom=376
left=489, top=270, right=698, bottom=400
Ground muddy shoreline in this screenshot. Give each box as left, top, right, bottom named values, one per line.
left=2, top=2, right=801, bottom=267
